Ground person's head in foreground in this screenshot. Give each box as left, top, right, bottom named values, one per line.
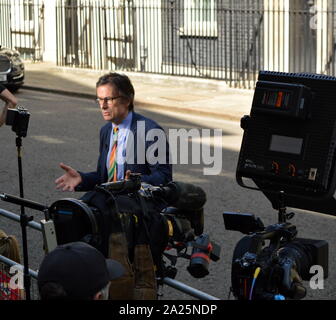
left=37, top=241, right=124, bottom=300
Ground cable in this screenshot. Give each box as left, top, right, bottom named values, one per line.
left=249, top=267, right=261, bottom=300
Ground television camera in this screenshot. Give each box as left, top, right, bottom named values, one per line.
left=48, top=174, right=221, bottom=279
left=0, top=174, right=221, bottom=285
left=225, top=71, right=334, bottom=300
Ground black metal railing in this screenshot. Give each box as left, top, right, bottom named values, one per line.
left=56, top=0, right=135, bottom=70
left=2, top=0, right=336, bottom=89
left=55, top=0, right=269, bottom=89
left=0, top=0, right=44, bottom=61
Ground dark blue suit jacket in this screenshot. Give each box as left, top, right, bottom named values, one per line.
left=76, top=112, right=172, bottom=191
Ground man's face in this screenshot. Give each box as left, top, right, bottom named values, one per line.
left=96, top=84, right=130, bottom=124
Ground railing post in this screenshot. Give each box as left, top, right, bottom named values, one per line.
left=170, top=0, right=175, bottom=75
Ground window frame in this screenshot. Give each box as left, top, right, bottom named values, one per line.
left=180, top=0, right=218, bottom=38
left=23, top=0, right=34, bottom=22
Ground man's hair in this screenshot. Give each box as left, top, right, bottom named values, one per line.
left=96, top=72, right=135, bottom=111
left=39, top=282, right=110, bottom=300
left=39, top=282, right=68, bottom=300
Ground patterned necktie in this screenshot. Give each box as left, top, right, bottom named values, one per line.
left=108, top=126, right=119, bottom=182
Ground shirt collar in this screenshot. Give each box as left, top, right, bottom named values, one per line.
left=112, top=111, right=133, bottom=131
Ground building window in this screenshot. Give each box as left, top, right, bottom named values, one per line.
left=23, top=0, right=34, bottom=22
left=181, top=0, right=217, bottom=37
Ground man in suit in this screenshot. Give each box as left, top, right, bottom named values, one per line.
left=55, top=72, right=172, bottom=191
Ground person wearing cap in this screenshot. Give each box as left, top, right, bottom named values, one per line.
left=37, top=241, right=124, bottom=300
left=0, top=84, right=17, bottom=127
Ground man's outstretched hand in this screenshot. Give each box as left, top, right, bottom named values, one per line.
left=55, top=163, right=82, bottom=192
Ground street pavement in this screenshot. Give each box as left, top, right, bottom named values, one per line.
left=22, top=61, right=254, bottom=122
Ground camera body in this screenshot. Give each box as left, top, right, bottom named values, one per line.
left=6, top=106, right=30, bottom=137
left=224, top=212, right=328, bottom=300
left=48, top=177, right=220, bottom=279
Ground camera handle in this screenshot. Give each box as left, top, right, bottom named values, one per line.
left=16, top=136, right=33, bottom=301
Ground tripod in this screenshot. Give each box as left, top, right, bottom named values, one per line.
left=16, top=136, right=33, bottom=300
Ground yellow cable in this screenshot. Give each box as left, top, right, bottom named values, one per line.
left=253, top=267, right=261, bottom=279
left=249, top=267, right=262, bottom=300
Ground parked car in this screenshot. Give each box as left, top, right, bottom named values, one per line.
left=0, top=46, right=25, bottom=92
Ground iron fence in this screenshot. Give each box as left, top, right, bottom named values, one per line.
left=56, top=0, right=136, bottom=70
left=2, top=0, right=336, bottom=89
left=54, top=0, right=336, bottom=89
left=0, top=0, right=45, bottom=61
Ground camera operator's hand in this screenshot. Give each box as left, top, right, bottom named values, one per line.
left=125, top=170, right=132, bottom=180
left=55, top=163, right=82, bottom=192
left=0, top=87, right=17, bottom=106
left=3, top=102, right=16, bottom=115
left=0, top=103, right=16, bottom=127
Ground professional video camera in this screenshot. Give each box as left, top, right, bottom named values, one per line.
left=223, top=211, right=328, bottom=300
left=48, top=174, right=220, bottom=279
left=1, top=174, right=220, bottom=280
left=226, top=71, right=334, bottom=300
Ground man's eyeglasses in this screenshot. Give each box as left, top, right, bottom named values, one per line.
left=95, top=96, right=123, bottom=105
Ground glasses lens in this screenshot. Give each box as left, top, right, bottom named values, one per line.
left=96, top=97, right=121, bottom=105
left=96, top=98, right=109, bottom=105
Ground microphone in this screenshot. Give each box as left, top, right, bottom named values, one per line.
left=153, top=181, right=207, bottom=211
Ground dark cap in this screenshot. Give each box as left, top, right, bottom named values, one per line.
left=37, top=242, right=124, bottom=299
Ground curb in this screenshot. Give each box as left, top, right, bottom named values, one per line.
left=22, top=85, right=96, bottom=100
left=22, top=85, right=243, bottom=122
